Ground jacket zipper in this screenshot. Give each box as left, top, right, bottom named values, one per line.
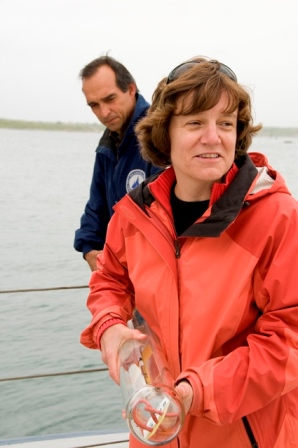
left=242, top=416, right=259, bottom=447
left=174, top=239, right=181, bottom=258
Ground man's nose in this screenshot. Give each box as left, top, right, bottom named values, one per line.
left=99, top=103, right=111, bottom=119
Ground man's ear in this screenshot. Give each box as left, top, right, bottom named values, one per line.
left=128, top=83, right=137, bottom=97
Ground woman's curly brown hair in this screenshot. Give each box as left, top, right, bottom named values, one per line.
left=135, top=58, right=262, bottom=168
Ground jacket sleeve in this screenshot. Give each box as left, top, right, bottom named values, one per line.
left=80, top=220, right=135, bottom=348
left=180, top=199, right=298, bottom=424
left=74, top=153, right=110, bottom=255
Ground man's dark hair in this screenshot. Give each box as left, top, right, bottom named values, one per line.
left=79, top=54, right=139, bottom=93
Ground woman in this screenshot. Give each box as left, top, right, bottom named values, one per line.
left=81, top=57, right=298, bottom=447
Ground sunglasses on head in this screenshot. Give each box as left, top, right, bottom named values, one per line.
left=166, top=59, right=237, bottom=84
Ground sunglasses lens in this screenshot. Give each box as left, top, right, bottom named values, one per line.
left=166, top=61, right=237, bottom=84
left=218, top=63, right=237, bottom=82
left=167, top=62, right=198, bottom=84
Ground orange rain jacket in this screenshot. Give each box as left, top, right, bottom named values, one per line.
left=81, top=152, right=298, bottom=448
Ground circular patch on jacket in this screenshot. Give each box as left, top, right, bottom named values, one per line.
left=126, top=169, right=146, bottom=192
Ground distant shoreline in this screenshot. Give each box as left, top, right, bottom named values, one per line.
left=0, top=118, right=298, bottom=137
left=0, top=118, right=104, bottom=133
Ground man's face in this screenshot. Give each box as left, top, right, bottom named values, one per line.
left=169, top=91, right=238, bottom=201
left=82, top=65, right=137, bottom=133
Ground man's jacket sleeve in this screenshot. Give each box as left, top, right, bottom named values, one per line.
left=74, top=154, right=110, bottom=255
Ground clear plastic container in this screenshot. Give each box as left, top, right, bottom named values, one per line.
left=119, top=313, right=184, bottom=445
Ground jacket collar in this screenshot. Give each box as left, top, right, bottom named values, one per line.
left=129, top=154, right=258, bottom=237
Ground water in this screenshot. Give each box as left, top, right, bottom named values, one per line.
left=0, top=129, right=127, bottom=440
left=0, top=129, right=297, bottom=440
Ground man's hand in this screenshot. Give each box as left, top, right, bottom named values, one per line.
left=84, top=250, right=103, bottom=271
left=100, top=324, right=147, bottom=385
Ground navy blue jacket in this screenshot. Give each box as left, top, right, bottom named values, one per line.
left=74, top=94, right=161, bottom=255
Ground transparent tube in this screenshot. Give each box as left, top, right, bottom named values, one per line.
left=119, top=312, right=184, bottom=445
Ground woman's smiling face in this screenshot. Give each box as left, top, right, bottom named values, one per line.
left=169, top=91, right=238, bottom=201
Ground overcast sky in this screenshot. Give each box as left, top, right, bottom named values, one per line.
left=1, top=0, right=297, bottom=127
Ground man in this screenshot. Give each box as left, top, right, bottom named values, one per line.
left=74, top=55, right=160, bottom=271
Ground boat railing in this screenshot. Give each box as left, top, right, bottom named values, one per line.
left=0, top=284, right=89, bottom=294
left=0, top=284, right=109, bottom=383
left=0, top=284, right=129, bottom=448
left=0, top=367, right=107, bottom=383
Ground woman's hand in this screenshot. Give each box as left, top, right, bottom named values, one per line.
left=100, top=323, right=147, bottom=384
left=175, top=380, right=194, bottom=414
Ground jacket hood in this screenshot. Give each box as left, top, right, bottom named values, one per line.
left=248, top=151, right=290, bottom=197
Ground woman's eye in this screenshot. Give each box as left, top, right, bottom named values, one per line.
left=188, top=121, right=201, bottom=126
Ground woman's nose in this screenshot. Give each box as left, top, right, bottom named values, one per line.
left=200, top=124, right=221, bottom=146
